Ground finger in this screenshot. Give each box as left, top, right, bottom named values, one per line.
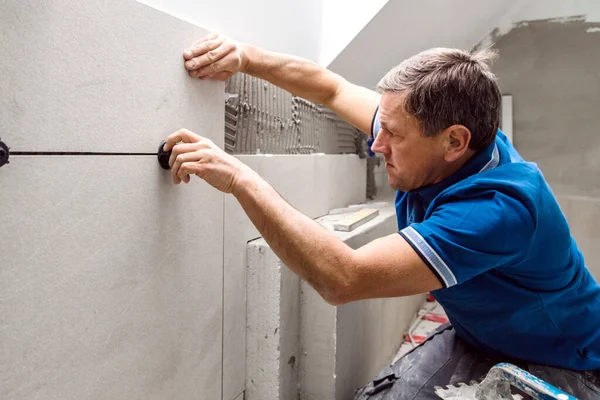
left=185, top=41, right=236, bottom=71
left=168, top=141, right=210, bottom=169
left=171, top=150, right=205, bottom=184
left=194, top=58, right=232, bottom=79
left=183, top=37, right=225, bottom=66
left=177, top=161, right=201, bottom=183
left=163, top=129, right=201, bottom=152
left=184, top=33, right=218, bottom=59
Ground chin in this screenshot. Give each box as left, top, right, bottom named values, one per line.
left=387, top=174, right=415, bottom=192
left=387, top=177, right=406, bottom=192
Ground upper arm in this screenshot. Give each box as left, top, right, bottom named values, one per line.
left=346, top=233, right=443, bottom=302
left=325, top=77, right=380, bottom=135
left=343, top=192, right=535, bottom=302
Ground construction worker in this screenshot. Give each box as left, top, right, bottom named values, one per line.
left=163, top=33, right=600, bottom=399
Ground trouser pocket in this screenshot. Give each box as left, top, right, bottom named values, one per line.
left=354, top=324, right=478, bottom=400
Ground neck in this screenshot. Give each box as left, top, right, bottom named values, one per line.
left=430, top=149, right=476, bottom=185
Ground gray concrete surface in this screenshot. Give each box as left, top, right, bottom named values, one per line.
left=327, top=0, right=522, bottom=88
left=0, top=1, right=226, bottom=398
left=490, top=19, right=600, bottom=278
left=246, top=205, right=425, bottom=400
left=224, top=154, right=366, bottom=400
left=0, top=157, right=224, bottom=399
left=0, top=0, right=223, bottom=153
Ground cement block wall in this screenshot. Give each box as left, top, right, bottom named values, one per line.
left=488, top=17, right=600, bottom=279
left=224, top=154, right=367, bottom=400
left=246, top=206, right=425, bottom=400
left=1, top=1, right=225, bottom=398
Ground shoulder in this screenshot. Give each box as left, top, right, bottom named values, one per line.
left=437, top=161, right=543, bottom=220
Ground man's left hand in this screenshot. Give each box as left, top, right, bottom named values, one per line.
left=163, top=129, right=249, bottom=193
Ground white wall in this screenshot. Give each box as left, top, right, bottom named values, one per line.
left=136, top=0, right=324, bottom=62
left=319, top=0, right=389, bottom=66
left=136, top=0, right=394, bottom=67
left=327, top=0, right=523, bottom=88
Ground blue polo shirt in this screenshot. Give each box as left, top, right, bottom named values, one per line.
left=371, top=110, right=600, bottom=370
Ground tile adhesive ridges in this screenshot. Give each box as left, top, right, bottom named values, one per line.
left=224, top=73, right=379, bottom=198
left=224, top=74, right=365, bottom=155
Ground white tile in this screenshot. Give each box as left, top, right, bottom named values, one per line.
left=0, top=156, right=223, bottom=400
left=0, top=0, right=223, bottom=153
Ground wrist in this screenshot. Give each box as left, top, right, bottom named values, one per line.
left=239, top=43, right=255, bottom=74
left=240, top=44, right=267, bottom=76
left=231, top=165, right=262, bottom=199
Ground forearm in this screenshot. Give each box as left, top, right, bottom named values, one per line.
left=232, top=168, right=355, bottom=304
left=241, top=44, right=343, bottom=106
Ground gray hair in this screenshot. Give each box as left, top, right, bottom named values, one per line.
left=377, top=47, right=501, bottom=151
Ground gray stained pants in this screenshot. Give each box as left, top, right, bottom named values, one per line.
left=353, top=324, right=600, bottom=400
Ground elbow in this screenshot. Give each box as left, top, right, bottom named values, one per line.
left=321, top=288, right=348, bottom=306
left=319, top=273, right=355, bottom=306
left=324, top=292, right=348, bottom=306
left=313, top=249, right=359, bottom=306
left=320, top=75, right=346, bottom=108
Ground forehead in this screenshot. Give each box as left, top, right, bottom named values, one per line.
left=379, top=92, right=417, bottom=130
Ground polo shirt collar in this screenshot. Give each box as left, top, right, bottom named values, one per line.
left=412, top=137, right=500, bottom=205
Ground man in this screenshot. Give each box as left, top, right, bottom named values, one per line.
left=163, top=33, right=600, bottom=399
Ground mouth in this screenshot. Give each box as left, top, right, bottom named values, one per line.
left=385, top=162, right=394, bottom=169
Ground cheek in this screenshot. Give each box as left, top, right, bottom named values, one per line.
left=393, top=145, right=429, bottom=173
left=391, top=145, right=412, bottom=169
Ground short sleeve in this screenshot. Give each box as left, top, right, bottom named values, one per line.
left=399, top=191, right=535, bottom=288
left=371, top=107, right=381, bottom=138
left=367, top=107, right=381, bottom=157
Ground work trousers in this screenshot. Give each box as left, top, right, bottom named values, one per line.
left=354, top=324, right=600, bottom=400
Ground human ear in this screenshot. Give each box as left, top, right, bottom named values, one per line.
left=443, top=125, right=471, bottom=162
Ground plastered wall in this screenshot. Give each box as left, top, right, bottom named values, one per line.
left=1, top=1, right=225, bottom=398
left=327, top=0, right=523, bottom=88
left=485, top=7, right=600, bottom=278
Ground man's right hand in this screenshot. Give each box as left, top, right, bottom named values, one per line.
left=183, top=33, right=380, bottom=135
left=183, top=33, right=248, bottom=81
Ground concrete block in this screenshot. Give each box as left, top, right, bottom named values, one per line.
left=305, top=207, right=425, bottom=400
left=246, top=204, right=425, bottom=400
left=246, top=242, right=300, bottom=400
left=0, top=0, right=223, bottom=153
left=0, top=156, right=224, bottom=400
left=233, top=392, right=245, bottom=400
left=223, top=154, right=366, bottom=400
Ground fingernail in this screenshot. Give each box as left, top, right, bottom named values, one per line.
left=184, top=50, right=192, bottom=58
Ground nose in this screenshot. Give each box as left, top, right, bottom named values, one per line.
left=370, top=130, right=387, bottom=155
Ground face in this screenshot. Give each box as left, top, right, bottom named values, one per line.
left=371, top=92, right=454, bottom=192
